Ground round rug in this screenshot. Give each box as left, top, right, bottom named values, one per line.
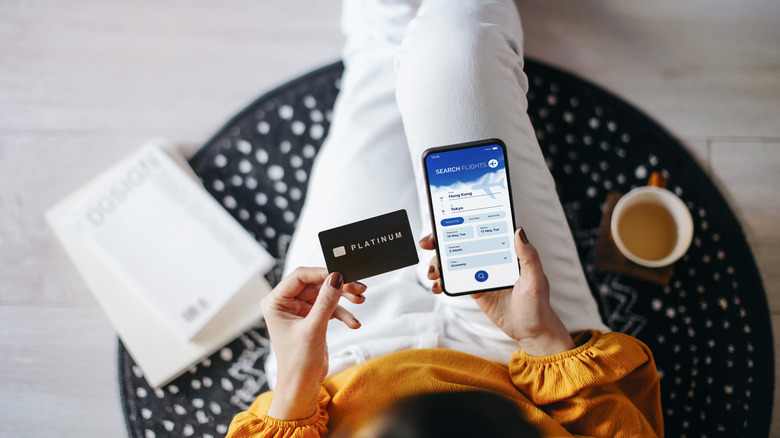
left=119, top=60, right=774, bottom=438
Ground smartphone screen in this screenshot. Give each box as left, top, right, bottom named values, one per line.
left=422, top=139, right=520, bottom=296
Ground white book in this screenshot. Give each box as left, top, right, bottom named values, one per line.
left=46, top=140, right=275, bottom=387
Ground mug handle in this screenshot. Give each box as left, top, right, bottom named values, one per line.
left=648, top=171, right=667, bottom=188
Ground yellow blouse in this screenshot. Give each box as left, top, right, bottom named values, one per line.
left=225, top=331, right=663, bottom=437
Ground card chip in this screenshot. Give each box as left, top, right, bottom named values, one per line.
left=333, top=246, right=346, bottom=257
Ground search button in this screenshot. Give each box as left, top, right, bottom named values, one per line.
left=474, top=270, right=488, bottom=282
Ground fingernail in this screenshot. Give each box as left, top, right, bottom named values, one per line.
left=518, top=227, right=529, bottom=244
left=329, top=272, right=344, bottom=289
left=419, top=234, right=431, bottom=244
left=355, top=281, right=367, bottom=289
left=357, top=293, right=366, bottom=299
left=427, top=265, right=435, bottom=275
left=353, top=318, right=361, bottom=327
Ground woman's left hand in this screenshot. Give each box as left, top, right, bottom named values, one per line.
left=419, top=228, right=574, bottom=356
left=261, top=267, right=366, bottom=420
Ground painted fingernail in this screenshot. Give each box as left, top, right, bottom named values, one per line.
left=355, top=281, right=367, bottom=289
left=428, top=265, right=435, bottom=275
left=419, top=234, right=432, bottom=244
left=519, top=227, right=529, bottom=244
left=353, top=318, right=361, bottom=327
left=329, top=272, right=344, bottom=289
left=357, top=293, right=366, bottom=299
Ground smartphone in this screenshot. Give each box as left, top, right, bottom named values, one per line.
left=422, top=138, right=520, bottom=296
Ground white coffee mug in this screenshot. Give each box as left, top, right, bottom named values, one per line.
left=610, top=173, right=694, bottom=268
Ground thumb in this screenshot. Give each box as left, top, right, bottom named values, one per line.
left=514, top=227, right=545, bottom=285
left=307, top=272, right=344, bottom=330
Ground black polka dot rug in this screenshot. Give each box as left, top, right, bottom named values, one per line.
left=118, top=60, right=774, bottom=438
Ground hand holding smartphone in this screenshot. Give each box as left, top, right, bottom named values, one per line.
left=422, top=139, right=521, bottom=296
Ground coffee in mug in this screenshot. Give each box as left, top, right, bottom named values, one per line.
left=610, top=172, right=693, bottom=268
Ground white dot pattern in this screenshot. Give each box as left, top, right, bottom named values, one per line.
left=120, top=61, right=771, bottom=438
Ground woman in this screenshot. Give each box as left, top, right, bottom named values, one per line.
left=226, top=0, right=663, bottom=436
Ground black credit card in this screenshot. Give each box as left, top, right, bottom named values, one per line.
left=318, top=209, right=419, bottom=283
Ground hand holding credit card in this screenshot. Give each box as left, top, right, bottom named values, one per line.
left=318, top=209, right=419, bottom=283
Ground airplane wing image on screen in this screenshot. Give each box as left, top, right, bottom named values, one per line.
left=471, top=174, right=506, bottom=199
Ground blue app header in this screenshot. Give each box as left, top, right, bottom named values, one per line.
left=425, top=144, right=505, bottom=188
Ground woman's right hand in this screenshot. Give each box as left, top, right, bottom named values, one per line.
left=419, top=228, right=575, bottom=356
left=261, top=267, right=366, bottom=420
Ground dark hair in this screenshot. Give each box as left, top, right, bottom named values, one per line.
left=371, top=390, right=543, bottom=438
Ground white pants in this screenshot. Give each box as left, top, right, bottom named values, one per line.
left=266, top=0, right=608, bottom=388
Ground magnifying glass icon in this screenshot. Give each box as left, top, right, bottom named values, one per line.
left=475, top=270, right=488, bottom=282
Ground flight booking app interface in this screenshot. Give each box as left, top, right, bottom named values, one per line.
left=425, top=143, right=520, bottom=294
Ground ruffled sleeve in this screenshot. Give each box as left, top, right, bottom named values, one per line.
left=510, top=330, right=664, bottom=437
left=224, top=387, right=331, bottom=438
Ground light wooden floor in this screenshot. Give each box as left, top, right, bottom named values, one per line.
left=1, top=0, right=778, bottom=436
